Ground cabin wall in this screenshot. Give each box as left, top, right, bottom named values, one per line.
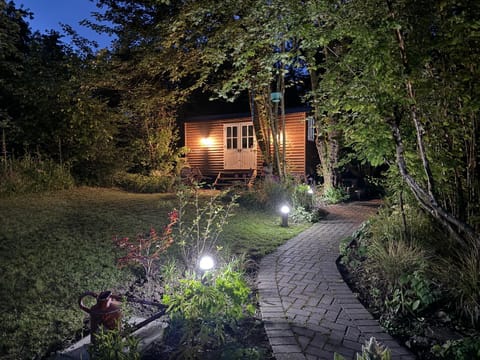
left=184, top=112, right=307, bottom=179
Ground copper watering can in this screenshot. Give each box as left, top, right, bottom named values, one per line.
left=79, top=290, right=123, bottom=336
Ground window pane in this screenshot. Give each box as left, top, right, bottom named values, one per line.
left=242, top=126, right=247, bottom=136
left=227, top=139, right=231, bottom=149
left=249, top=126, right=253, bottom=136
left=227, top=127, right=231, bottom=137
left=233, top=139, right=237, bottom=149
left=232, top=127, right=237, bottom=137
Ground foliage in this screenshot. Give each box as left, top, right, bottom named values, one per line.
left=321, top=186, right=350, bottom=205
left=0, top=154, right=74, bottom=196
left=89, top=327, right=140, bottom=360
left=368, top=238, right=426, bottom=287
left=113, top=211, right=178, bottom=281
left=112, top=171, right=174, bottom=193
left=384, top=271, right=439, bottom=317
left=334, top=337, right=391, bottom=360
left=431, top=336, right=480, bottom=360
left=434, top=246, right=480, bottom=326
left=174, top=185, right=238, bottom=270
left=162, top=259, right=255, bottom=358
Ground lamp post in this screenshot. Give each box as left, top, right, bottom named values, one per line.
left=280, top=205, right=290, bottom=227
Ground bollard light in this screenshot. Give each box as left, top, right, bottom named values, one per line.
left=199, top=255, right=215, bottom=271
left=307, top=188, right=314, bottom=195
left=280, top=205, right=290, bottom=227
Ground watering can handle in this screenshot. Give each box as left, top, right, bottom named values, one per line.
left=78, top=291, right=98, bottom=313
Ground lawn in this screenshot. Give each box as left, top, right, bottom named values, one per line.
left=0, top=187, right=309, bottom=359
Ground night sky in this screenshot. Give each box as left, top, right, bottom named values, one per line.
left=15, top=0, right=113, bottom=49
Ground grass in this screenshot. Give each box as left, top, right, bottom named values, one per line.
left=0, top=187, right=309, bottom=359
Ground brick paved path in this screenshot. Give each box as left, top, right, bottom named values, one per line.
left=257, top=201, right=416, bottom=360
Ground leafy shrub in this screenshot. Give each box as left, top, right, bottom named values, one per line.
left=89, top=327, right=140, bottom=360
left=431, top=336, right=480, bottom=360
left=384, top=271, right=439, bottom=316
left=0, top=155, right=74, bottom=196
left=162, top=260, right=255, bottom=358
left=113, top=210, right=178, bottom=281
left=174, top=185, right=238, bottom=270
left=321, top=186, right=350, bottom=204
left=113, top=171, right=174, bottom=193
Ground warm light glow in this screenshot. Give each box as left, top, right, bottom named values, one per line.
left=280, top=205, right=290, bottom=214
left=200, top=137, right=213, bottom=146
left=199, top=255, right=215, bottom=271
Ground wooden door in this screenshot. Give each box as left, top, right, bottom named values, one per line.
left=224, top=122, right=256, bottom=169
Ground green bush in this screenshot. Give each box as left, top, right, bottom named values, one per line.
left=0, top=155, right=74, bottom=196
left=112, top=171, right=174, bottom=193
left=431, top=336, right=480, bottom=360
left=384, top=271, right=439, bottom=317
left=434, top=247, right=480, bottom=326
left=89, top=327, right=140, bottom=360
left=162, top=260, right=255, bottom=358
left=368, top=238, right=426, bottom=287
left=321, top=186, right=350, bottom=204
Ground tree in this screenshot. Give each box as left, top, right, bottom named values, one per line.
left=317, top=0, right=479, bottom=245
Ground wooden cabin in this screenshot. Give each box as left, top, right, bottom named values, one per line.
left=183, top=110, right=317, bottom=187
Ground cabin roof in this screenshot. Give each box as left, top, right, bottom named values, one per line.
left=184, top=106, right=310, bottom=122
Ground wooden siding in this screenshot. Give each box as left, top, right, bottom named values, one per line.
left=184, top=112, right=307, bottom=179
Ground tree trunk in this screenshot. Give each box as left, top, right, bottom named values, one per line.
left=386, top=0, right=479, bottom=247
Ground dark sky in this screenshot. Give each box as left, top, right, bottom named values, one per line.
left=16, top=0, right=113, bottom=49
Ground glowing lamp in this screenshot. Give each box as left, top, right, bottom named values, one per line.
left=199, top=255, right=215, bottom=271
left=200, top=137, right=213, bottom=146
left=280, top=205, right=290, bottom=227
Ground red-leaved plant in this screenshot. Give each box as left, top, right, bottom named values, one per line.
left=113, top=210, right=178, bottom=281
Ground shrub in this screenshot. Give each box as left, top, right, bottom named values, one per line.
left=0, top=155, right=74, bottom=196
left=113, top=171, right=174, bottom=193
left=384, top=270, right=440, bottom=317
left=162, top=260, right=255, bottom=358
left=431, top=336, right=480, bottom=359
left=89, top=327, right=140, bottom=360
left=368, top=238, right=426, bottom=287
left=113, top=210, right=178, bottom=281
left=321, top=186, right=350, bottom=204
left=174, top=185, right=238, bottom=270
left=434, top=247, right=480, bottom=326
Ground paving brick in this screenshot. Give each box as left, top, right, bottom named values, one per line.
left=269, top=336, right=299, bottom=345
left=271, top=344, right=304, bottom=353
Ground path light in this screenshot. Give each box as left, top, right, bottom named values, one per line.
left=307, top=187, right=314, bottom=195
left=198, top=255, right=215, bottom=272
left=280, top=205, right=290, bottom=227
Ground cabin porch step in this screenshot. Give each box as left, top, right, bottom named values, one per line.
left=213, top=169, right=256, bottom=188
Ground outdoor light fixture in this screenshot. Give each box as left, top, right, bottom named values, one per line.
left=200, top=137, right=213, bottom=147
left=280, top=205, right=290, bottom=227
left=307, top=188, right=314, bottom=195
left=198, top=255, right=215, bottom=271
left=270, top=92, right=282, bottom=103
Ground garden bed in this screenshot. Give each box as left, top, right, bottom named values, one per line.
left=337, top=225, right=480, bottom=360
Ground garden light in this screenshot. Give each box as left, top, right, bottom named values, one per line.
left=307, top=188, right=314, bottom=194
left=198, top=255, right=215, bottom=271
left=280, top=205, right=290, bottom=227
